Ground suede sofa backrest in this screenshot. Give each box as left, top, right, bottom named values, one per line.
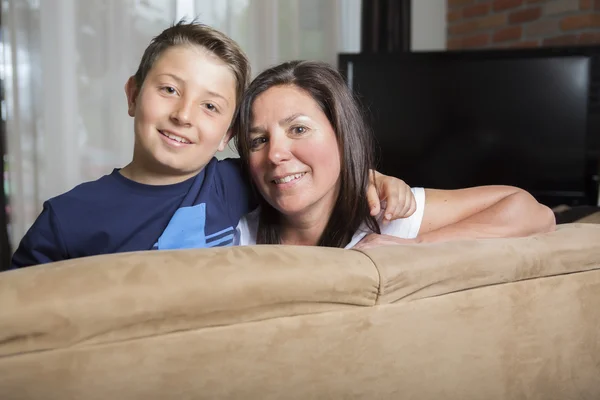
left=365, top=223, right=600, bottom=303
left=0, top=245, right=377, bottom=356
left=1, top=223, right=599, bottom=358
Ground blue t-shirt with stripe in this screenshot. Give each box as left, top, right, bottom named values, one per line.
left=11, top=157, right=254, bottom=268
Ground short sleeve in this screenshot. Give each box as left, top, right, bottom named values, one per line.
left=234, top=208, right=260, bottom=246
left=345, top=187, right=426, bottom=249
left=11, top=201, right=68, bottom=268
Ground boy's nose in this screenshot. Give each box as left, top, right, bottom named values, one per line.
left=170, top=100, right=193, bottom=126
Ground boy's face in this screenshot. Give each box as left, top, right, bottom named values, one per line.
left=125, top=45, right=237, bottom=180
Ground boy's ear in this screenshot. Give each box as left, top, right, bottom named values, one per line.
left=217, top=129, right=234, bottom=152
left=124, top=76, right=139, bottom=117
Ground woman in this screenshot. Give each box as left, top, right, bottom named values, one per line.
left=233, top=61, right=555, bottom=249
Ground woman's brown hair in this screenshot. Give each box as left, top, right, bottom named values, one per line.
left=234, top=60, right=380, bottom=247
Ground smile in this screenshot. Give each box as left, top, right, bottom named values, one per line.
left=159, top=130, right=192, bottom=144
left=272, top=172, right=306, bottom=184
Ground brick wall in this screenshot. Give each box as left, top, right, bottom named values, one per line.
left=447, top=0, right=600, bottom=50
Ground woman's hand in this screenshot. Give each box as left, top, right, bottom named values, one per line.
left=367, top=170, right=416, bottom=223
left=353, top=233, right=418, bottom=250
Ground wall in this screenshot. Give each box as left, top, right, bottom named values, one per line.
left=412, top=0, right=448, bottom=50
left=447, top=0, right=600, bottom=50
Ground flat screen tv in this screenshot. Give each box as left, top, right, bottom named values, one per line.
left=339, top=47, right=600, bottom=207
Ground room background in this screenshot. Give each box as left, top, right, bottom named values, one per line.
left=3, top=0, right=597, bottom=263
left=1, top=0, right=446, bottom=255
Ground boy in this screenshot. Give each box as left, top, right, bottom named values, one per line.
left=11, top=21, right=412, bottom=268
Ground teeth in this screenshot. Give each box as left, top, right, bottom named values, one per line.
left=273, top=173, right=305, bottom=184
left=161, top=131, right=191, bottom=144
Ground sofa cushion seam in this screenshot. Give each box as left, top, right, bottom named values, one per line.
left=352, top=250, right=382, bottom=305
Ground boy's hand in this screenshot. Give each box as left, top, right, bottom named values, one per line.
left=367, top=170, right=416, bottom=223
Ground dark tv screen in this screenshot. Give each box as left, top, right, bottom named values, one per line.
left=342, top=54, right=592, bottom=206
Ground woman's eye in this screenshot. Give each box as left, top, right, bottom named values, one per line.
left=292, top=126, right=307, bottom=135
left=250, top=137, right=267, bottom=150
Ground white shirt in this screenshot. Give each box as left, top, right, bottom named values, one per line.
left=235, top=187, right=425, bottom=249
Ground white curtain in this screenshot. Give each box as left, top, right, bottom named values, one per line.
left=1, top=0, right=361, bottom=248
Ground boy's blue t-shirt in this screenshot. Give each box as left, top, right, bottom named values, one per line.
left=11, top=158, right=255, bottom=268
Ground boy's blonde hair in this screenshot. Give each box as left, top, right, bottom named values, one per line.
left=133, top=19, right=251, bottom=108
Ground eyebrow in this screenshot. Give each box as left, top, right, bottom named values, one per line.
left=249, top=113, right=306, bottom=134
left=206, top=90, right=230, bottom=106
left=156, top=73, right=230, bottom=106
left=157, top=73, right=185, bottom=86
left=281, top=113, right=304, bottom=125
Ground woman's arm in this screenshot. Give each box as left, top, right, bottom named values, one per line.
left=353, top=185, right=556, bottom=250
left=417, top=186, right=556, bottom=243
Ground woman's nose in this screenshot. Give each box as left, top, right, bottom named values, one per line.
left=267, top=136, right=292, bottom=164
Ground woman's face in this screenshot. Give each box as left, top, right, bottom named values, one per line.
left=247, top=85, right=342, bottom=219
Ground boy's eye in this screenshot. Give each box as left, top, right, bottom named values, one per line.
left=249, top=136, right=267, bottom=151
left=161, top=86, right=177, bottom=94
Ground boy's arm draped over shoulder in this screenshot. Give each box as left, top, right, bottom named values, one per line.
left=369, top=170, right=416, bottom=221
left=11, top=202, right=68, bottom=268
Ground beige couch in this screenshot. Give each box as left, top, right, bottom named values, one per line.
left=1, top=223, right=599, bottom=400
